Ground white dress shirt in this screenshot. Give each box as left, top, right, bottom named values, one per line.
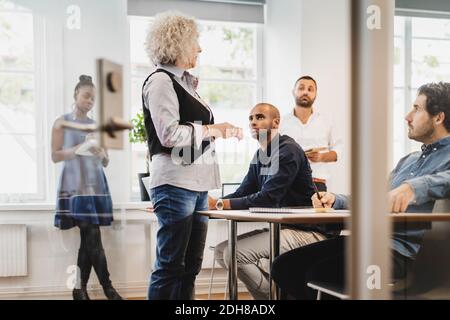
left=280, top=109, right=343, bottom=181
left=143, top=64, right=221, bottom=191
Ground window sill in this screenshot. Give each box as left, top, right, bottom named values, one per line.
left=0, top=201, right=152, bottom=212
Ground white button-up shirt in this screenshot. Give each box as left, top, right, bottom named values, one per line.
left=280, top=109, right=343, bottom=181
left=143, top=64, right=221, bottom=191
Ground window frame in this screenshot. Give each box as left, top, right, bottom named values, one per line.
left=393, top=12, right=450, bottom=167
left=0, top=5, right=49, bottom=203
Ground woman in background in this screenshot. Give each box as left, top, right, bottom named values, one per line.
left=51, top=75, right=122, bottom=300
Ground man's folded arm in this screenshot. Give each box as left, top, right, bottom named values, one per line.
left=222, top=164, right=258, bottom=199
left=406, top=170, right=450, bottom=205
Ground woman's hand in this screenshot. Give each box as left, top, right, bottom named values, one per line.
left=206, top=122, right=243, bottom=140
left=89, top=146, right=105, bottom=159
left=84, top=133, right=108, bottom=165
left=89, top=146, right=109, bottom=166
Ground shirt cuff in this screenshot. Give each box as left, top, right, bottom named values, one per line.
left=229, top=198, right=248, bottom=210
left=406, top=178, right=428, bottom=205
left=333, top=194, right=348, bottom=209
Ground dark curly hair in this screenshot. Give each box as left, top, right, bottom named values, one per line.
left=418, top=82, right=450, bottom=132
left=74, top=74, right=95, bottom=100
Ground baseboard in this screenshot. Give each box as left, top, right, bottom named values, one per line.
left=0, top=281, right=148, bottom=300
left=0, top=269, right=247, bottom=299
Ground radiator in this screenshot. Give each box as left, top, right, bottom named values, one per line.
left=0, top=224, right=27, bottom=277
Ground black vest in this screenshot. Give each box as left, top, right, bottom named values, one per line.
left=142, top=69, right=214, bottom=164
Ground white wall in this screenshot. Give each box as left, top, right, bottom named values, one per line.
left=264, top=0, right=302, bottom=113
left=264, top=0, right=351, bottom=194
left=299, top=0, right=351, bottom=194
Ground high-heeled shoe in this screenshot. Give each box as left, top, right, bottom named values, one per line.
left=73, top=287, right=90, bottom=300
left=103, top=285, right=123, bottom=300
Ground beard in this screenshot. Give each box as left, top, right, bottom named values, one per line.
left=295, top=96, right=315, bottom=108
left=408, top=122, right=435, bottom=143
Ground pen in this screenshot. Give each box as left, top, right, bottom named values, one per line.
left=313, top=182, right=325, bottom=208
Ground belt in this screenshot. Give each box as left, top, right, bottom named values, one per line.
left=312, top=178, right=326, bottom=184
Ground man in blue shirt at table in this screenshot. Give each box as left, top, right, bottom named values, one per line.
left=208, top=102, right=339, bottom=300
left=272, top=82, right=450, bottom=299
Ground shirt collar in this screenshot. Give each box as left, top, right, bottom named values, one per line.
left=421, top=135, right=450, bottom=152
left=157, top=64, right=185, bottom=79
left=289, top=108, right=319, bottom=121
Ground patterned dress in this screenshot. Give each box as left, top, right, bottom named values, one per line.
left=55, top=113, right=113, bottom=230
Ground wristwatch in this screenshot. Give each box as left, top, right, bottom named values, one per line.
left=215, top=199, right=224, bottom=210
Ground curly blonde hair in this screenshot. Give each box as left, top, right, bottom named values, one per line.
left=145, top=11, right=199, bottom=66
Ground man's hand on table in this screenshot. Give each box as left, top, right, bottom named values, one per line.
left=388, top=183, right=415, bottom=213
left=208, top=196, right=231, bottom=210
left=309, top=183, right=415, bottom=213
left=208, top=196, right=217, bottom=210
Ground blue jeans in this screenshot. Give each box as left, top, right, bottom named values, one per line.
left=148, top=184, right=209, bottom=300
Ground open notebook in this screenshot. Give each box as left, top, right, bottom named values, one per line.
left=249, top=207, right=350, bottom=214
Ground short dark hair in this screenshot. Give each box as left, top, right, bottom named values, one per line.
left=417, top=82, right=450, bottom=132
left=253, top=102, right=280, bottom=119
left=294, top=75, right=317, bottom=89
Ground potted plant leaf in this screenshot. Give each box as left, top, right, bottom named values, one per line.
left=129, top=111, right=150, bottom=201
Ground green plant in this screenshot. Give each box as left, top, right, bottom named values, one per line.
left=129, top=111, right=147, bottom=144
left=129, top=111, right=150, bottom=174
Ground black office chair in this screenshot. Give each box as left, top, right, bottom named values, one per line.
left=307, top=199, right=450, bottom=300
left=392, top=198, right=450, bottom=299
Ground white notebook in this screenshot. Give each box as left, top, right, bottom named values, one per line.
left=249, top=207, right=349, bottom=214
left=75, top=139, right=99, bottom=157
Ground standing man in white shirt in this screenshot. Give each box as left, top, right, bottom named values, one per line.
left=280, top=76, right=343, bottom=191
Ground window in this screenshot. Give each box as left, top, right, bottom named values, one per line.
left=129, top=16, right=262, bottom=198
left=129, top=16, right=153, bottom=197
left=0, top=0, right=44, bottom=202
left=393, top=15, right=450, bottom=166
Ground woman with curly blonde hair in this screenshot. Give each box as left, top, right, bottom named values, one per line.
left=142, top=11, right=242, bottom=300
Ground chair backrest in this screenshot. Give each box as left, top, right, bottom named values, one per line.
left=221, top=183, right=240, bottom=198
left=401, top=199, right=450, bottom=298
left=432, top=198, right=450, bottom=213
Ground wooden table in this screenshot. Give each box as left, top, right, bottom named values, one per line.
left=198, top=209, right=450, bottom=300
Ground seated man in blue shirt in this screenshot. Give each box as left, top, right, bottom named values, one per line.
left=271, top=82, right=450, bottom=299
left=209, top=103, right=338, bottom=300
